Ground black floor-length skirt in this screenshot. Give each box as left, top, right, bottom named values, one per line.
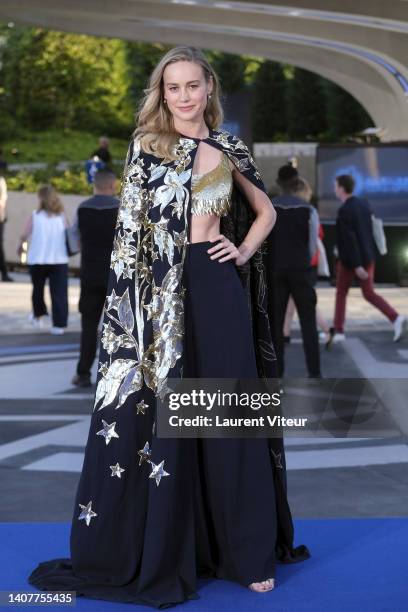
left=28, top=241, right=310, bottom=608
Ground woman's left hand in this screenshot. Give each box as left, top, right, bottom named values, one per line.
left=207, top=235, right=246, bottom=265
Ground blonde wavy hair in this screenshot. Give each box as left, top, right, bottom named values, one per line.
left=134, top=46, right=224, bottom=160
left=293, top=177, right=313, bottom=202
left=37, top=185, right=64, bottom=215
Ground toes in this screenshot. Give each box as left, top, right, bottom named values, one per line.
left=249, top=578, right=275, bottom=592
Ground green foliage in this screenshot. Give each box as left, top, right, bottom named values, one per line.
left=125, top=42, right=171, bottom=110
left=324, top=81, right=373, bottom=141
left=0, top=22, right=374, bottom=149
left=6, top=166, right=92, bottom=194
left=0, top=25, right=133, bottom=135
left=5, top=151, right=126, bottom=195
left=252, top=60, right=287, bottom=142
left=50, top=168, right=92, bottom=195
left=250, top=60, right=371, bottom=143
left=1, top=129, right=129, bottom=163
left=6, top=171, right=40, bottom=192
left=204, top=51, right=247, bottom=94
left=287, top=67, right=327, bottom=140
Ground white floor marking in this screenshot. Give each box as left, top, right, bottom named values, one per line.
left=23, top=452, right=85, bottom=472
left=0, top=351, right=78, bottom=364
left=286, top=443, right=408, bottom=470
left=0, top=358, right=97, bottom=398
left=343, top=338, right=408, bottom=378
left=284, top=436, right=381, bottom=447
left=0, top=418, right=90, bottom=461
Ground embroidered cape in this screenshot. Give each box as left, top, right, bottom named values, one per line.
left=29, top=129, right=311, bottom=595
left=94, top=127, right=277, bottom=421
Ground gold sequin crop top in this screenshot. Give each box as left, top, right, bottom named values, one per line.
left=191, top=152, right=233, bottom=216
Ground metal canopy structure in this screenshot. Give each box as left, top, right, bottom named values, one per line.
left=1, top=0, right=408, bottom=140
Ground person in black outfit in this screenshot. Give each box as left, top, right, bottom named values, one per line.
left=92, top=136, right=112, bottom=166
left=72, top=169, right=119, bottom=387
left=268, top=164, right=321, bottom=377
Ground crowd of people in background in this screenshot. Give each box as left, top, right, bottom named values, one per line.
left=268, top=163, right=407, bottom=378
left=1, top=136, right=407, bottom=382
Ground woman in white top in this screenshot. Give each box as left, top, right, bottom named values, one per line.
left=18, top=185, right=69, bottom=335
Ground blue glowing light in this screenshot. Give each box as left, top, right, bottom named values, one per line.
left=335, top=166, right=408, bottom=195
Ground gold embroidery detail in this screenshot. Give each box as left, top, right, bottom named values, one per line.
left=95, top=137, right=194, bottom=411
left=191, top=153, right=232, bottom=217
left=210, top=131, right=262, bottom=182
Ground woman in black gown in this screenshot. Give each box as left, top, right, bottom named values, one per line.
left=28, top=45, right=310, bottom=608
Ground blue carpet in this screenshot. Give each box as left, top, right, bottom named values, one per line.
left=1, top=519, right=407, bottom=611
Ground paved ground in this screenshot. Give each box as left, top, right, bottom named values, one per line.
left=1, top=273, right=408, bottom=522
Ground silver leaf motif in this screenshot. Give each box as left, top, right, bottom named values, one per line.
left=94, top=358, right=138, bottom=411
left=118, top=288, right=135, bottom=333
left=116, top=365, right=143, bottom=408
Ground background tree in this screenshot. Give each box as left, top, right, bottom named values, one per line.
left=324, top=81, right=373, bottom=141
left=205, top=51, right=246, bottom=95
left=1, top=26, right=133, bottom=136
left=0, top=22, right=375, bottom=148
left=125, top=42, right=171, bottom=111
left=287, top=67, right=327, bottom=140
left=252, top=59, right=287, bottom=141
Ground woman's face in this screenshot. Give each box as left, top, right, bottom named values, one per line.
left=162, top=60, right=212, bottom=126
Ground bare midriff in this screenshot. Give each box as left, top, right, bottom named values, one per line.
left=189, top=214, right=221, bottom=244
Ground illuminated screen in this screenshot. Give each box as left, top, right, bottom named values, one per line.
left=316, top=145, right=408, bottom=222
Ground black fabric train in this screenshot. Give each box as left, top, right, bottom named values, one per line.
left=28, top=128, right=310, bottom=608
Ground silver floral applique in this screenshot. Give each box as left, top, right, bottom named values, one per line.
left=94, top=135, right=199, bottom=412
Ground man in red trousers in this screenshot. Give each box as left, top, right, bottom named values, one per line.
left=330, top=174, right=406, bottom=344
